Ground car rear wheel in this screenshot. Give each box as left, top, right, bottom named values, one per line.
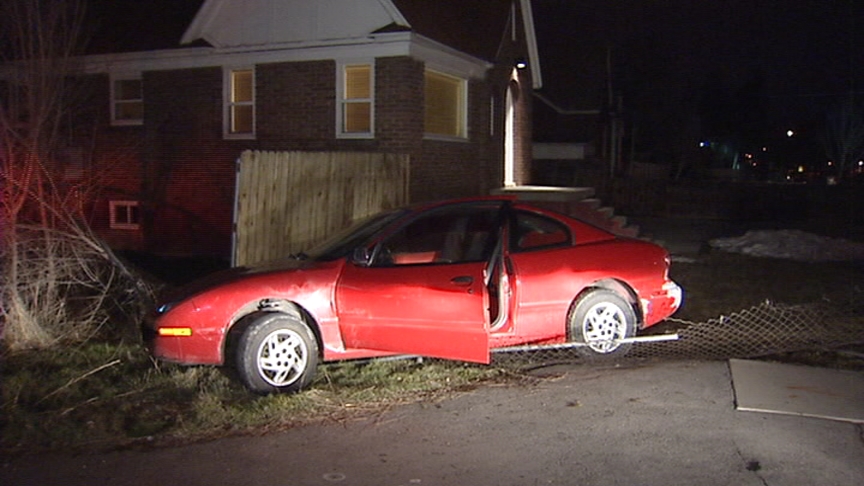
left=235, top=313, right=319, bottom=394
left=569, top=289, right=636, bottom=357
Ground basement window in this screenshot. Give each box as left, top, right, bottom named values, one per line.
left=109, top=200, right=140, bottom=230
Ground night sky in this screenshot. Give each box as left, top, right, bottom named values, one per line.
left=81, top=0, right=864, bottom=164
left=533, top=0, right=864, bottom=153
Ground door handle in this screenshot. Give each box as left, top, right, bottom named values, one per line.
left=450, top=276, right=474, bottom=286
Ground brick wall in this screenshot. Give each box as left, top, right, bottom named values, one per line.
left=257, top=60, right=337, bottom=148
left=375, top=57, right=424, bottom=154
left=88, top=53, right=520, bottom=257
left=140, top=67, right=239, bottom=256
left=411, top=76, right=498, bottom=202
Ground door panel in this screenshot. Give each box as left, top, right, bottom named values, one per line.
left=334, top=202, right=506, bottom=364
left=503, top=209, right=581, bottom=344
left=336, top=261, right=489, bottom=363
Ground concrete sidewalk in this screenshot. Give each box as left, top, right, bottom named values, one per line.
left=3, top=360, right=862, bottom=485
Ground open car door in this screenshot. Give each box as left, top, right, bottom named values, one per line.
left=335, top=202, right=507, bottom=363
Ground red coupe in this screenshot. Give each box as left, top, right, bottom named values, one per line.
left=147, top=197, right=682, bottom=393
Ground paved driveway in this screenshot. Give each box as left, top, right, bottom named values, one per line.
left=3, top=359, right=862, bottom=485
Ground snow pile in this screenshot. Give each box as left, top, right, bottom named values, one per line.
left=709, top=229, right=864, bottom=262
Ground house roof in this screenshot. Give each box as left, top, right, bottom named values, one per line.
left=76, top=0, right=541, bottom=89
left=179, top=0, right=541, bottom=87
left=180, top=0, right=407, bottom=47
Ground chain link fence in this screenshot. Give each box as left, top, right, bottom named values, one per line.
left=491, top=301, right=864, bottom=369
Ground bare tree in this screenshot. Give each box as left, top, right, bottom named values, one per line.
left=822, top=99, right=864, bottom=181
left=0, top=0, right=150, bottom=350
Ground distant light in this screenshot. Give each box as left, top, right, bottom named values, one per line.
left=828, top=160, right=834, bottom=167
left=797, top=165, right=805, bottom=173
left=762, top=146, right=768, bottom=152
left=699, top=141, right=709, bottom=148
left=787, top=130, right=794, bottom=137
left=858, top=160, right=863, bottom=167
left=515, top=59, right=527, bottom=69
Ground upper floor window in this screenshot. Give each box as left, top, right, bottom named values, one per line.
left=337, top=62, right=374, bottom=138
left=111, top=75, right=143, bottom=126
left=424, top=70, right=467, bottom=139
left=225, top=67, right=254, bottom=139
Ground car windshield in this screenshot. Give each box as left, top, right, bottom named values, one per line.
left=305, top=208, right=409, bottom=261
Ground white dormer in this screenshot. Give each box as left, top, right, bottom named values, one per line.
left=181, top=0, right=409, bottom=47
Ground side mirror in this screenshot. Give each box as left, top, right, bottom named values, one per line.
left=351, top=247, right=373, bottom=267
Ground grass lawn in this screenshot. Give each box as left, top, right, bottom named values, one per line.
left=2, top=247, right=862, bottom=454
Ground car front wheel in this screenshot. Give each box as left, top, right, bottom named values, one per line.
left=235, top=313, right=319, bottom=394
left=569, top=289, right=636, bottom=357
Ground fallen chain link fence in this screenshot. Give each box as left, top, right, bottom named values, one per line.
left=491, top=301, right=864, bottom=369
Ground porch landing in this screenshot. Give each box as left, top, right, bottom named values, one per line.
left=492, top=185, right=639, bottom=238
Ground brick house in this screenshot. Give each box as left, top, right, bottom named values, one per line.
left=66, top=0, right=542, bottom=258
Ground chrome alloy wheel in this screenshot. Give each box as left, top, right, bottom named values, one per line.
left=580, top=301, right=628, bottom=353
left=255, top=328, right=309, bottom=387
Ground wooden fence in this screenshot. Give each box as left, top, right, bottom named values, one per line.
left=233, top=151, right=409, bottom=266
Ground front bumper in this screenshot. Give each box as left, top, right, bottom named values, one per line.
left=142, top=306, right=224, bottom=365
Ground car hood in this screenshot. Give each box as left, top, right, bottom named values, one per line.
left=156, top=257, right=331, bottom=307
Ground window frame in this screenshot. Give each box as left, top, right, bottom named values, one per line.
left=223, top=66, right=256, bottom=139
left=424, top=69, right=468, bottom=140
left=510, top=210, right=572, bottom=253
left=110, top=74, right=143, bottom=126
left=336, top=60, right=375, bottom=139
left=109, top=200, right=141, bottom=230
left=372, top=203, right=504, bottom=266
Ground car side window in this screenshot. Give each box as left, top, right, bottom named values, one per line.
left=374, top=205, right=501, bottom=266
left=512, top=211, right=571, bottom=252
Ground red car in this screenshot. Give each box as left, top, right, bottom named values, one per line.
left=147, top=197, right=682, bottom=393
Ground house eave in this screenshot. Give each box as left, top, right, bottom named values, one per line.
left=75, top=32, right=491, bottom=79
left=409, top=34, right=493, bottom=79
left=520, top=0, right=542, bottom=89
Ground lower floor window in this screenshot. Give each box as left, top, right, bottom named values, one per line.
left=109, top=200, right=140, bottom=230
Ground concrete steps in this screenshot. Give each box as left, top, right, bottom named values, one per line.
left=491, top=186, right=640, bottom=238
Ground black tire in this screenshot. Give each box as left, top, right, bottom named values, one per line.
left=568, top=289, right=636, bottom=357
left=235, top=313, right=319, bottom=394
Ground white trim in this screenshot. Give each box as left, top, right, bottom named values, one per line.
left=223, top=66, right=256, bottom=139
left=519, top=0, right=542, bottom=89
left=504, top=81, right=516, bottom=186
left=375, top=0, right=410, bottom=27
left=76, top=33, right=491, bottom=82
left=336, top=59, right=375, bottom=139
left=180, top=0, right=223, bottom=45
left=533, top=92, right=601, bottom=115
left=109, top=73, right=143, bottom=126
left=490, top=94, right=496, bottom=137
